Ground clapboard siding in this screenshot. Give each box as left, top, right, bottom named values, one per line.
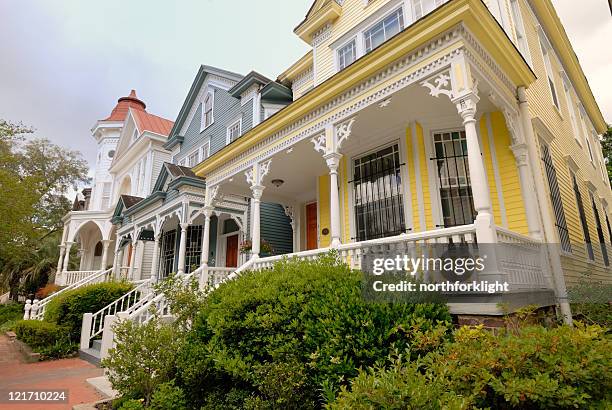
left=176, top=85, right=254, bottom=165
left=519, top=0, right=611, bottom=284
left=260, top=203, right=293, bottom=255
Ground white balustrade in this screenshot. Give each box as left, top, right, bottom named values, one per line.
left=64, top=271, right=100, bottom=286
left=26, top=268, right=113, bottom=320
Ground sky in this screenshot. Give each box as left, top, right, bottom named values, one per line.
left=0, top=0, right=610, bottom=172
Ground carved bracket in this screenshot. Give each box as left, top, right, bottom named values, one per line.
left=311, top=134, right=327, bottom=155
left=245, top=159, right=272, bottom=187
left=422, top=72, right=453, bottom=99
left=336, top=118, right=355, bottom=150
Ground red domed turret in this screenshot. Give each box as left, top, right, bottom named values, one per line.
left=102, top=90, right=147, bottom=121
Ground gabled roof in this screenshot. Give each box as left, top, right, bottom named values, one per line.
left=260, top=81, right=293, bottom=102
left=131, top=108, right=174, bottom=136
left=152, top=162, right=204, bottom=193
left=111, top=194, right=144, bottom=224
left=295, top=0, right=342, bottom=43
left=228, top=71, right=272, bottom=97
left=166, top=65, right=244, bottom=147
left=121, top=195, right=144, bottom=209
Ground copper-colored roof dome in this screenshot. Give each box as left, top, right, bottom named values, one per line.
left=102, top=90, right=147, bottom=122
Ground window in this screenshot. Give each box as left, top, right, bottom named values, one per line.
left=510, top=0, right=530, bottom=63
left=562, top=78, right=580, bottom=144
left=159, top=229, right=177, bottom=279
left=227, top=119, right=241, bottom=144
left=539, top=35, right=560, bottom=110
left=412, top=0, right=448, bottom=20
left=353, top=144, right=405, bottom=241
left=201, top=141, right=210, bottom=160
left=201, top=92, right=214, bottom=130
left=188, top=150, right=200, bottom=167
left=101, top=182, right=112, bottom=209
left=337, top=39, right=356, bottom=70
left=364, top=8, right=404, bottom=53
left=605, top=212, right=612, bottom=258
left=433, top=131, right=477, bottom=228
left=540, top=142, right=571, bottom=252
left=185, top=226, right=203, bottom=273
left=591, top=193, right=609, bottom=266
left=572, top=173, right=594, bottom=260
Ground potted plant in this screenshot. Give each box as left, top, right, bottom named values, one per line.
left=240, top=240, right=274, bottom=257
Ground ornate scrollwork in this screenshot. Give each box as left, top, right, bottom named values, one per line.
left=311, top=134, right=327, bottom=154
left=336, top=118, right=355, bottom=150
left=421, top=72, right=453, bottom=98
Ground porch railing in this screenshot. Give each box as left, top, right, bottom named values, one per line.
left=25, top=268, right=113, bottom=321
left=65, top=270, right=99, bottom=286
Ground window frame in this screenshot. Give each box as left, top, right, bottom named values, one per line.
left=539, top=32, right=561, bottom=111
left=363, top=7, right=405, bottom=53
left=200, top=91, right=214, bottom=132
left=571, top=171, right=594, bottom=261
left=336, top=38, right=357, bottom=71
left=226, top=118, right=242, bottom=145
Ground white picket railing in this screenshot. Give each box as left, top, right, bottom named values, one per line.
left=80, top=279, right=154, bottom=349
left=495, top=227, right=550, bottom=289
left=24, top=268, right=113, bottom=321
left=64, top=270, right=99, bottom=286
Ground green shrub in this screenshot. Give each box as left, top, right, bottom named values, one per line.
left=15, top=320, right=69, bottom=348
left=102, top=317, right=183, bottom=407
left=0, top=302, right=24, bottom=332
left=45, top=281, right=132, bottom=342
left=331, top=323, right=612, bottom=409
left=150, top=382, right=187, bottom=410
left=14, top=320, right=77, bottom=359
left=177, top=254, right=451, bottom=408
left=117, top=399, right=144, bottom=410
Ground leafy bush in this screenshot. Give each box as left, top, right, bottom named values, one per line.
left=150, top=382, right=187, bottom=410
left=102, top=317, right=183, bottom=406
left=177, top=254, right=451, bottom=408
left=45, top=281, right=132, bottom=342
left=14, top=320, right=77, bottom=359
left=331, top=323, right=612, bottom=409
left=0, top=302, right=23, bottom=332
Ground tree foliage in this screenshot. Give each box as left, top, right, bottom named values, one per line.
left=600, top=125, right=612, bottom=184
left=0, top=119, right=89, bottom=299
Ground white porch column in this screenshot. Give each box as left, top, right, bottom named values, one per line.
left=100, top=240, right=111, bottom=271
left=454, top=93, right=496, bottom=243
left=177, top=223, right=189, bottom=275
left=324, top=153, right=343, bottom=247
left=200, top=208, right=213, bottom=267
left=114, top=246, right=124, bottom=278
left=250, top=185, right=264, bottom=257
left=511, top=143, right=543, bottom=239
left=55, top=244, right=66, bottom=286
left=150, top=234, right=161, bottom=282
left=62, top=242, right=73, bottom=272
left=284, top=206, right=298, bottom=252
left=128, top=241, right=138, bottom=280
left=517, top=86, right=572, bottom=324
left=245, top=160, right=271, bottom=259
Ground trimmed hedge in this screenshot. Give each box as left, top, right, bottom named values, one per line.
left=0, top=302, right=23, bottom=332
left=14, top=320, right=77, bottom=359
left=175, top=254, right=451, bottom=408
left=331, top=323, right=612, bottom=409
left=45, top=281, right=132, bottom=342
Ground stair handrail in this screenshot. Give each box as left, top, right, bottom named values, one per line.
left=87, top=278, right=154, bottom=342
left=27, top=268, right=113, bottom=320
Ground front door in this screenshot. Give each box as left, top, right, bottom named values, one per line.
left=225, top=234, right=239, bottom=268
left=306, top=202, right=318, bottom=250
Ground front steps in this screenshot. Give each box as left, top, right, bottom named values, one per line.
left=79, top=339, right=101, bottom=366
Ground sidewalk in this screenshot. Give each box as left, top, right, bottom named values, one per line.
left=0, top=335, right=105, bottom=410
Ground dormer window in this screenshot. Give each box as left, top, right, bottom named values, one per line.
left=201, top=91, right=214, bottom=131
left=364, top=8, right=404, bottom=53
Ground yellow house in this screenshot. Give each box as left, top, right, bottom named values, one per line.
left=193, top=0, right=611, bottom=319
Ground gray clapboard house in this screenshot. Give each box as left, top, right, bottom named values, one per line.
left=112, top=66, right=294, bottom=280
